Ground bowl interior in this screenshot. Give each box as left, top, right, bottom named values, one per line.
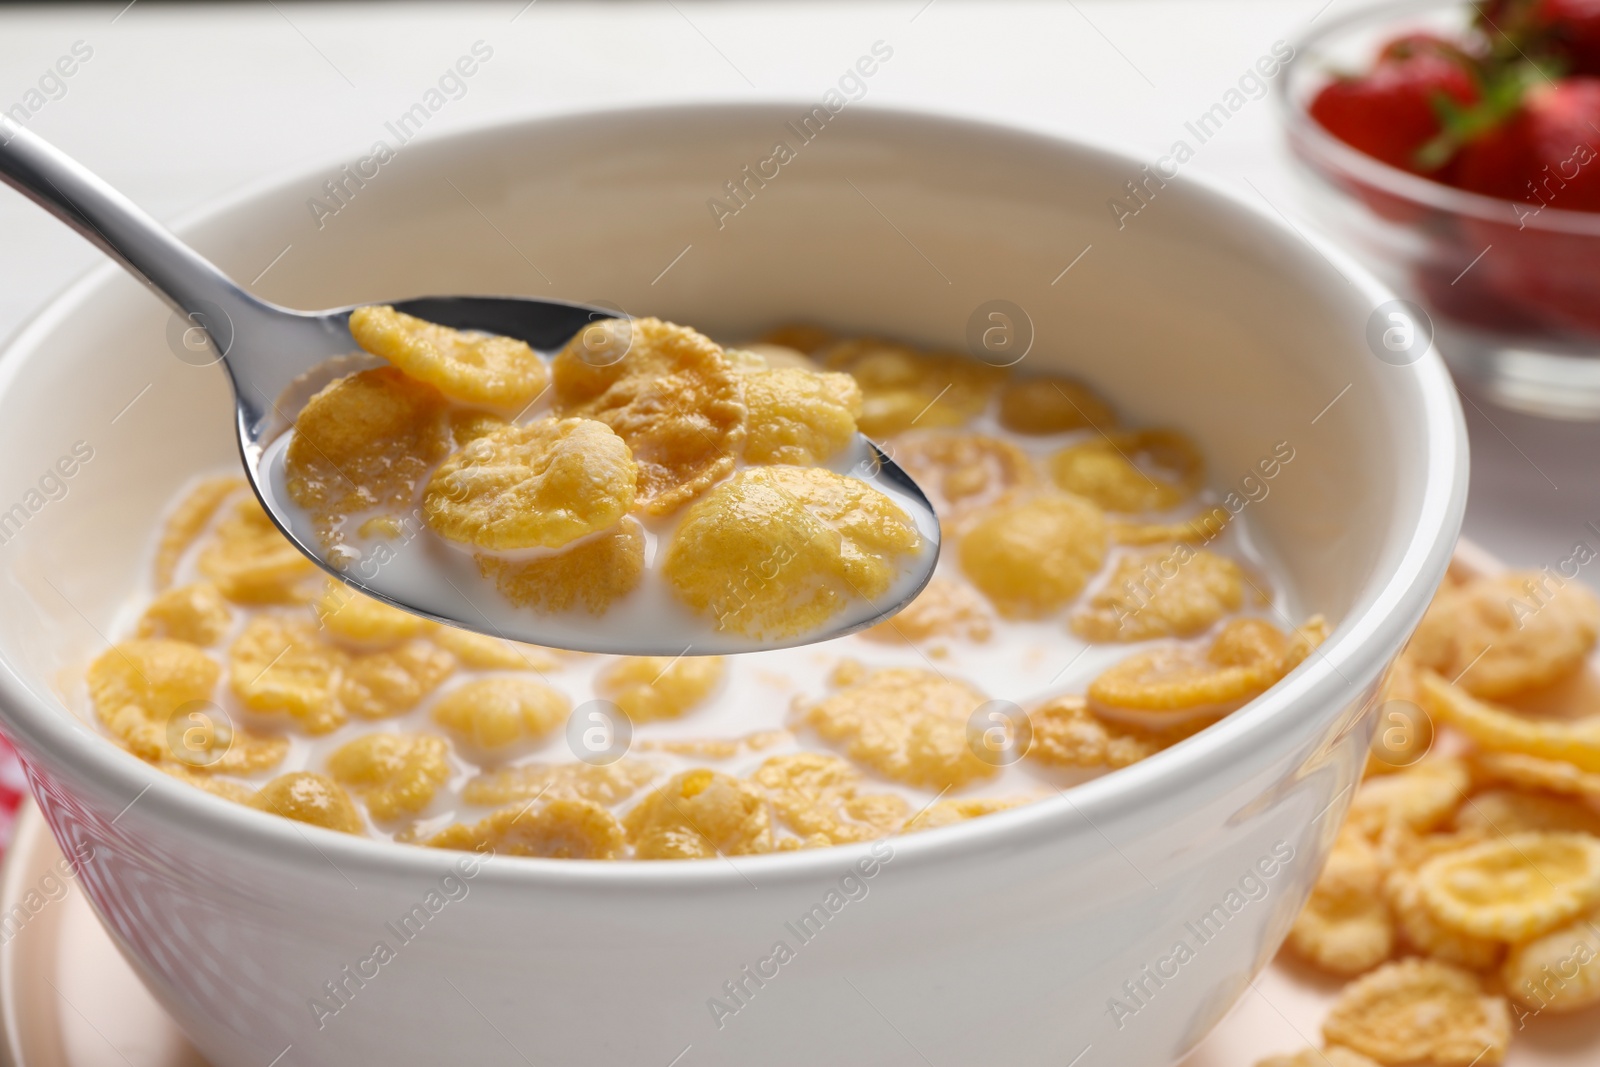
left=0, top=104, right=1454, bottom=835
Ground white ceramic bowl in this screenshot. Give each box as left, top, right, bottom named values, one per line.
left=0, top=103, right=1465, bottom=1067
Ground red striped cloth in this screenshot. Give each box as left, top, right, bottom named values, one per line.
left=0, top=734, right=26, bottom=856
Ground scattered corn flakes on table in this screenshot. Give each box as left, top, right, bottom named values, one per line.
left=1178, top=541, right=1600, bottom=1067
left=1178, top=959, right=1600, bottom=1067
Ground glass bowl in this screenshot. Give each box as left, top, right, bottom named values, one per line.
left=1281, top=0, right=1600, bottom=418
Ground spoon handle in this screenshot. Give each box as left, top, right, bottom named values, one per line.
left=0, top=123, right=262, bottom=342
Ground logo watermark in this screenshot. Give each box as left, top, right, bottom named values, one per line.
left=309, top=850, right=489, bottom=1029
left=1365, top=299, right=1434, bottom=367
left=1110, top=40, right=1294, bottom=229
left=1105, top=841, right=1295, bottom=1030
left=707, top=840, right=896, bottom=1030
left=706, top=41, right=894, bottom=230
left=0, top=441, right=95, bottom=548
left=308, top=41, right=495, bottom=230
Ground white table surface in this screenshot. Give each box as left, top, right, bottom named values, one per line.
left=0, top=0, right=1591, bottom=572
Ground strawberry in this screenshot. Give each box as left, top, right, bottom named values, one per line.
left=1310, top=38, right=1481, bottom=173
left=1379, top=31, right=1480, bottom=66
left=1454, top=77, right=1600, bottom=209
left=1535, top=0, right=1600, bottom=72
left=1413, top=257, right=1547, bottom=333
left=1482, top=0, right=1600, bottom=75
left=1461, top=211, right=1600, bottom=335
left=1446, top=80, right=1600, bottom=335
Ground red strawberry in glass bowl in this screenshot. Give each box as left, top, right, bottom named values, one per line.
left=1536, top=0, right=1600, bottom=73
left=1310, top=33, right=1480, bottom=174
left=1306, top=31, right=1481, bottom=223
left=1453, top=77, right=1600, bottom=332
left=1455, top=76, right=1600, bottom=206
left=1281, top=0, right=1600, bottom=417
left=1484, top=0, right=1600, bottom=75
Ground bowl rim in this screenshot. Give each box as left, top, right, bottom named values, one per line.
left=0, top=98, right=1469, bottom=889
left=1277, top=0, right=1600, bottom=237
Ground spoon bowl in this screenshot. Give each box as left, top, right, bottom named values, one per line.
left=0, top=126, right=940, bottom=654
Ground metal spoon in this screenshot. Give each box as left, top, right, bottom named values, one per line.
left=0, top=126, right=940, bottom=655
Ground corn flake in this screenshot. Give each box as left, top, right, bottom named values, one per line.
left=1287, top=829, right=1394, bottom=975
left=1347, top=759, right=1470, bottom=840
left=663, top=467, right=921, bottom=638
left=859, top=577, right=992, bottom=644
left=422, top=418, right=637, bottom=550
left=726, top=343, right=821, bottom=373
left=1468, top=750, right=1600, bottom=800
left=551, top=317, right=744, bottom=514
left=1321, top=958, right=1510, bottom=1067
left=637, top=731, right=789, bottom=760
left=154, top=476, right=243, bottom=588
left=997, top=376, right=1116, bottom=435
left=1502, top=908, right=1600, bottom=1012
left=339, top=640, right=455, bottom=720
left=137, top=583, right=233, bottom=646
left=349, top=305, right=549, bottom=407
left=431, top=675, right=569, bottom=751
left=424, top=799, right=624, bottom=859
left=1255, top=1050, right=1383, bottom=1067
left=624, top=769, right=773, bottom=859
left=477, top=518, right=645, bottom=615
left=1386, top=866, right=1504, bottom=971
left=159, top=763, right=257, bottom=804
left=428, top=627, right=562, bottom=672
left=751, top=753, right=907, bottom=844
left=248, top=772, right=364, bottom=834
left=821, top=337, right=1004, bottom=437
left=357, top=515, right=406, bottom=540
left=1111, top=506, right=1231, bottom=546
left=758, top=324, right=835, bottom=355
left=1071, top=546, right=1244, bottom=642
left=1409, top=573, right=1600, bottom=699
left=1047, top=430, right=1203, bottom=513
left=449, top=408, right=512, bottom=445
left=958, top=492, right=1108, bottom=619
left=462, top=760, right=659, bottom=807
left=150, top=686, right=288, bottom=777
left=88, top=640, right=282, bottom=775
left=1419, top=672, right=1600, bottom=773
left=1453, top=788, right=1600, bottom=838
left=742, top=367, right=862, bottom=465
left=594, top=655, right=724, bottom=723
left=87, top=639, right=221, bottom=760
left=312, top=579, right=427, bottom=648
left=228, top=615, right=349, bottom=734
left=327, top=732, right=452, bottom=822
left=803, top=667, right=997, bottom=789
left=284, top=367, right=453, bottom=546
left=892, top=431, right=1039, bottom=524
left=1417, top=831, right=1600, bottom=940
left=197, top=498, right=318, bottom=604
left=1087, top=618, right=1296, bottom=726
left=1025, top=695, right=1173, bottom=769
left=1375, top=825, right=1486, bottom=878
left=902, top=795, right=1036, bottom=833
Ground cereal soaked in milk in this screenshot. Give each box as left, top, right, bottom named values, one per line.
left=85, top=324, right=1321, bottom=859
left=266, top=311, right=933, bottom=654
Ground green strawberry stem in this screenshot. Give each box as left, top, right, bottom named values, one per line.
left=1414, top=59, right=1559, bottom=170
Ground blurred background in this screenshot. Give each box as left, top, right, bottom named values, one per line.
left=0, top=0, right=1590, bottom=578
